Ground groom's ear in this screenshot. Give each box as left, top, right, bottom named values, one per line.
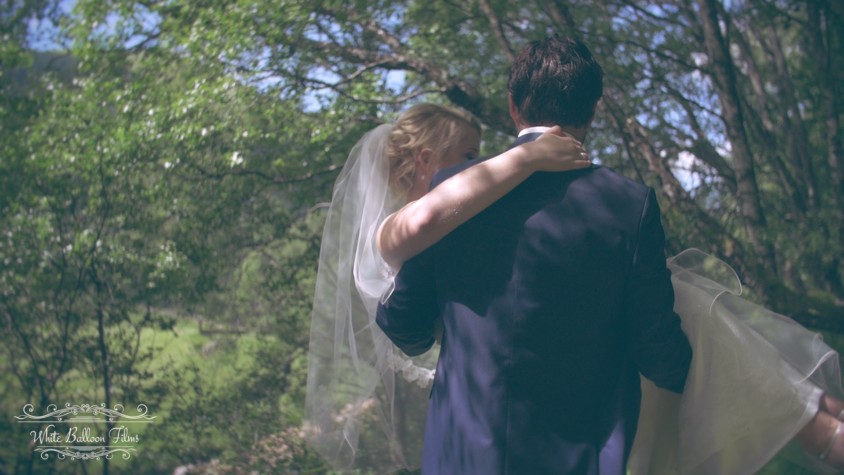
left=508, top=94, right=522, bottom=131
left=587, top=101, right=598, bottom=126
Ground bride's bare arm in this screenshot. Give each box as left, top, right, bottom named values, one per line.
left=377, top=127, right=590, bottom=268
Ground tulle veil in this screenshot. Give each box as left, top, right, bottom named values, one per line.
left=304, top=123, right=438, bottom=472
left=630, top=249, right=843, bottom=474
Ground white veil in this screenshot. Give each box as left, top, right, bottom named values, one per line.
left=304, top=124, right=438, bottom=472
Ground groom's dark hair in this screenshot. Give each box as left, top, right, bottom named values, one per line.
left=508, top=35, right=603, bottom=128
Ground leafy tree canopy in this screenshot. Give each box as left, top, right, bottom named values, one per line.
left=2, top=0, right=843, bottom=473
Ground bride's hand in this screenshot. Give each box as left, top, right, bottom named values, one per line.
left=521, top=126, right=591, bottom=172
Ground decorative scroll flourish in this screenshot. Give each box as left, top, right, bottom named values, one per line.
left=16, top=403, right=156, bottom=422
left=35, top=447, right=136, bottom=460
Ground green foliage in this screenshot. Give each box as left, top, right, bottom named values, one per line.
left=2, top=0, right=844, bottom=473
left=139, top=333, right=316, bottom=472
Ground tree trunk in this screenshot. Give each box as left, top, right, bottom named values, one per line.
left=696, top=0, right=779, bottom=298
left=762, top=25, right=819, bottom=211
left=808, top=1, right=844, bottom=296
left=94, top=278, right=112, bottom=475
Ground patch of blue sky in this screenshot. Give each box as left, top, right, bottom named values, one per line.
left=26, top=0, right=74, bottom=51
left=27, top=0, right=160, bottom=51
left=123, top=4, right=161, bottom=49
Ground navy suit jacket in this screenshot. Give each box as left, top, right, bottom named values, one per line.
left=376, top=134, right=692, bottom=475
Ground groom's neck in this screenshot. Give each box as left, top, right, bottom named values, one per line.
left=565, top=127, right=588, bottom=142
left=518, top=124, right=589, bottom=142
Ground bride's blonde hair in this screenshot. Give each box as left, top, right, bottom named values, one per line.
left=387, top=104, right=482, bottom=200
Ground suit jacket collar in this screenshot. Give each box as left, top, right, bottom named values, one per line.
left=510, top=132, right=542, bottom=149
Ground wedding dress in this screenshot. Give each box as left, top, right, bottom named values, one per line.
left=630, top=249, right=842, bottom=474
left=305, top=124, right=843, bottom=474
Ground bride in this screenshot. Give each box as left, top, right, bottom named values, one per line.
left=304, top=103, right=844, bottom=474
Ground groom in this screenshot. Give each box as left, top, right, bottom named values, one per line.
left=376, top=36, right=692, bottom=475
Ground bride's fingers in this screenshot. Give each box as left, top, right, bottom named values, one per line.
left=821, top=394, right=844, bottom=421
left=576, top=149, right=590, bottom=162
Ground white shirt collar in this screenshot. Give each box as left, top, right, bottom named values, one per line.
left=518, top=126, right=551, bottom=137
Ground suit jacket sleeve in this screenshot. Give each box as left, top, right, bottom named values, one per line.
left=376, top=248, right=439, bottom=357
left=626, top=188, right=692, bottom=393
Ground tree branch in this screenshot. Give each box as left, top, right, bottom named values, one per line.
left=183, top=160, right=344, bottom=186
left=478, top=0, right=515, bottom=62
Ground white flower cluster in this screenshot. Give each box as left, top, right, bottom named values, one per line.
left=333, top=398, right=376, bottom=425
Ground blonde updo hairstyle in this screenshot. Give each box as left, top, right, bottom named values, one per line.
left=387, top=104, right=482, bottom=200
